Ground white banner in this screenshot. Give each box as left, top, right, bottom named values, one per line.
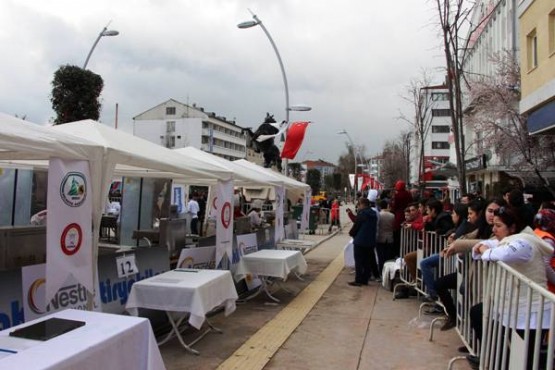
left=274, top=185, right=285, bottom=244
left=177, top=246, right=216, bottom=269
left=236, top=233, right=262, bottom=290
left=46, top=158, right=93, bottom=304
left=348, top=174, right=355, bottom=188
left=300, top=188, right=312, bottom=232
left=215, top=180, right=234, bottom=268
left=22, top=264, right=100, bottom=322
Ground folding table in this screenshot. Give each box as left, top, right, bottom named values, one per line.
left=234, top=249, right=308, bottom=302
left=126, top=269, right=238, bottom=355
left=0, top=309, right=165, bottom=370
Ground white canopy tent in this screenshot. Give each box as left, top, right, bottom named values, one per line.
left=0, top=114, right=235, bottom=308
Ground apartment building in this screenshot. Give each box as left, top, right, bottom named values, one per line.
left=461, top=0, right=521, bottom=196
left=410, top=85, right=452, bottom=189
left=133, top=99, right=261, bottom=162
left=519, top=0, right=555, bottom=135
left=301, top=160, right=336, bottom=187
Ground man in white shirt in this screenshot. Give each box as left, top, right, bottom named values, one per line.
left=187, top=193, right=200, bottom=235
left=248, top=206, right=262, bottom=230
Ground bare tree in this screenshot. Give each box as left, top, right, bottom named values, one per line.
left=381, top=138, right=407, bottom=188
left=434, top=0, right=477, bottom=194
left=465, top=51, right=555, bottom=191
left=336, top=144, right=357, bottom=193
left=399, top=71, right=435, bottom=188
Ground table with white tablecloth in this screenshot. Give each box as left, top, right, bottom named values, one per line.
left=234, top=249, right=308, bottom=302
left=126, top=269, right=238, bottom=354
left=0, top=309, right=165, bottom=370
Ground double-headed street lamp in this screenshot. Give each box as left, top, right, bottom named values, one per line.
left=238, top=10, right=311, bottom=175
left=83, top=23, right=119, bottom=69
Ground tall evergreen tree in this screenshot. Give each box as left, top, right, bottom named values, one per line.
left=51, top=65, right=104, bottom=124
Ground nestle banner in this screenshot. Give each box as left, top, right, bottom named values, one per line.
left=176, top=246, right=216, bottom=269
left=22, top=264, right=101, bottom=321
left=236, top=233, right=261, bottom=290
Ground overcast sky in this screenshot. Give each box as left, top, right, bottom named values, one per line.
left=0, top=0, right=447, bottom=163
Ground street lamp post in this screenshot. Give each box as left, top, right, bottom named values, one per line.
left=337, top=129, right=359, bottom=202
left=83, top=22, right=119, bottom=69
left=238, top=10, right=310, bottom=175
left=403, top=132, right=412, bottom=185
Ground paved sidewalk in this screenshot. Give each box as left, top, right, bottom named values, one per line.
left=161, top=209, right=472, bottom=370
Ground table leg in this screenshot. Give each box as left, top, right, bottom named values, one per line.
left=239, top=277, right=281, bottom=303
left=260, top=277, right=281, bottom=303
left=158, top=312, right=224, bottom=355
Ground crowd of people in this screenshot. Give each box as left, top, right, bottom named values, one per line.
left=344, top=182, right=555, bottom=369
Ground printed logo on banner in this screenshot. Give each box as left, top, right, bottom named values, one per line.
left=60, top=223, right=83, bottom=256
left=22, top=264, right=97, bottom=321
left=221, top=201, right=231, bottom=229
left=59, top=172, right=87, bottom=207
left=27, top=278, right=46, bottom=314
left=177, top=247, right=216, bottom=269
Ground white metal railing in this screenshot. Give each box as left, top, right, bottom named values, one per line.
left=393, top=228, right=421, bottom=296
left=479, top=261, right=555, bottom=370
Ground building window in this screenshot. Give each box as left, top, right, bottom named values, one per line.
left=432, top=125, right=450, bottom=133
left=527, top=29, right=538, bottom=70
left=432, top=109, right=451, bottom=117
left=431, top=92, right=449, bottom=101
left=166, top=107, right=176, bottom=115
left=550, top=11, right=555, bottom=55
left=431, top=141, right=450, bottom=150
left=166, top=121, right=175, bottom=133
left=202, top=121, right=209, bottom=129
left=166, top=135, right=175, bottom=148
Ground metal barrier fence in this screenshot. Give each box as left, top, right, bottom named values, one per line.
left=479, top=261, right=555, bottom=370
left=395, top=227, right=555, bottom=369
left=393, top=228, right=421, bottom=295
left=450, top=256, right=485, bottom=365
left=394, top=229, right=453, bottom=300
left=447, top=258, right=555, bottom=369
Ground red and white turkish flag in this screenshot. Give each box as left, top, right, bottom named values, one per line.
left=281, top=121, right=310, bottom=159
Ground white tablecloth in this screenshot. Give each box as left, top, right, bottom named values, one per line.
left=234, top=249, right=308, bottom=281
left=0, top=309, right=165, bottom=370
left=126, top=269, right=238, bottom=330
left=344, top=239, right=355, bottom=268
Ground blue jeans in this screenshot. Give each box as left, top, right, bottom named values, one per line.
left=420, top=253, right=439, bottom=298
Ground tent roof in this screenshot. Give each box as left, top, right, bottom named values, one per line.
left=0, top=113, right=101, bottom=161
left=52, top=120, right=233, bottom=182
left=232, top=159, right=310, bottom=194
left=173, top=147, right=282, bottom=186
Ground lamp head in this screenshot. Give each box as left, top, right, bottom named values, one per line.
left=102, top=30, right=119, bottom=36
left=288, top=105, right=312, bottom=112
left=237, top=20, right=259, bottom=29
left=337, top=129, right=347, bottom=135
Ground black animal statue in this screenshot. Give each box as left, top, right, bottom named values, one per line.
left=243, top=113, right=283, bottom=171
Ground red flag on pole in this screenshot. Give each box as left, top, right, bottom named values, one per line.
left=281, top=121, right=310, bottom=159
